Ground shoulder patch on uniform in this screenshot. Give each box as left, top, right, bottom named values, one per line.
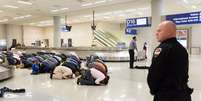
left=154, top=48, right=162, bottom=57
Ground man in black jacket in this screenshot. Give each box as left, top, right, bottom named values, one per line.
left=147, top=21, right=193, bottom=101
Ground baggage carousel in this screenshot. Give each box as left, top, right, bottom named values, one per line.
left=0, top=65, right=14, bottom=81
left=16, top=47, right=130, bottom=62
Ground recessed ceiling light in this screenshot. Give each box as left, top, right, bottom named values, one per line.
left=137, top=12, right=143, bottom=15
left=51, top=8, right=69, bottom=12
left=14, top=14, right=32, bottom=20
left=83, top=15, right=91, bottom=18
left=37, top=23, right=52, bottom=27
left=60, top=8, right=69, bottom=10
left=119, top=14, right=126, bottom=17
left=0, top=19, right=8, bottom=22
left=81, top=3, right=93, bottom=7
left=24, top=15, right=32, bottom=17
left=103, top=16, right=111, bottom=19
left=29, top=23, right=35, bottom=25
left=39, top=20, right=52, bottom=24
left=72, top=19, right=80, bottom=22
left=3, top=5, right=18, bottom=8
left=103, top=12, right=112, bottom=15
left=183, top=0, right=189, bottom=4
left=95, top=0, right=106, bottom=4
left=192, top=5, right=197, bottom=9
left=113, top=10, right=123, bottom=14
left=125, top=9, right=136, bottom=12
left=17, top=0, right=32, bottom=5
left=138, top=7, right=149, bottom=11
left=51, top=9, right=59, bottom=12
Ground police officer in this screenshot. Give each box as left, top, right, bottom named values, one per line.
left=128, top=36, right=137, bottom=69
left=147, top=21, right=193, bottom=101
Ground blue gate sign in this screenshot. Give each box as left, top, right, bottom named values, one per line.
left=125, top=28, right=137, bottom=35
left=166, top=11, right=201, bottom=25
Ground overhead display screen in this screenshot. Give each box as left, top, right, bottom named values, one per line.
left=126, top=17, right=150, bottom=28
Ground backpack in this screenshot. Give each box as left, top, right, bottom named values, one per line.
left=77, top=70, right=96, bottom=85
left=86, top=55, right=101, bottom=67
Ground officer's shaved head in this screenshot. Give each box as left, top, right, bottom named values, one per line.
left=155, top=21, right=176, bottom=42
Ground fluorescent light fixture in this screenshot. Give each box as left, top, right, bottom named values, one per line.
left=17, top=0, right=32, bottom=5
left=103, top=16, right=111, bottom=19
left=14, top=14, right=32, bottom=20
left=113, top=10, right=123, bottom=14
left=39, top=20, right=52, bottom=24
left=83, top=15, right=91, bottom=18
left=60, top=8, right=69, bottom=10
left=72, top=19, right=80, bottom=22
left=51, top=9, right=59, bottom=12
left=29, top=23, right=35, bottom=25
left=118, top=14, right=126, bottom=17
left=37, top=23, right=52, bottom=27
left=95, top=13, right=103, bottom=17
left=138, top=7, right=149, bottom=10
left=0, top=19, right=8, bottom=22
left=24, top=14, right=32, bottom=17
left=138, top=12, right=143, bottom=15
left=192, top=5, right=197, bottom=9
left=183, top=0, right=189, bottom=4
left=14, top=17, right=23, bottom=20
left=95, top=0, right=106, bottom=4
left=125, top=9, right=136, bottom=12
left=3, top=5, right=18, bottom=8
left=103, top=12, right=112, bottom=15
left=51, top=8, right=69, bottom=12
left=81, top=3, right=93, bottom=7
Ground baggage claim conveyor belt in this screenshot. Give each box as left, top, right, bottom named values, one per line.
left=16, top=47, right=130, bottom=62
left=0, top=65, right=14, bottom=81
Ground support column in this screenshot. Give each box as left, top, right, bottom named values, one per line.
left=21, top=25, right=24, bottom=46
left=5, top=24, right=9, bottom=50
left=149, top=0, right=163, bottom=59
left=53, top=16, right=61, bottom=48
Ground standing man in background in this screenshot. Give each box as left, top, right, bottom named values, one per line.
left=143, top=42, right=148, bottom=59
left=128, top=36, right=138, bottom=69
left=147, top=21, right=193, bottom=101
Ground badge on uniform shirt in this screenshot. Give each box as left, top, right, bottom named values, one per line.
left=154, top=48, right=162, bottom=57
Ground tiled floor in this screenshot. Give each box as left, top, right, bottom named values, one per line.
left=0, top=55, right=200, bottom=101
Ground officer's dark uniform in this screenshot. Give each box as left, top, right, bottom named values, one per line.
left=147, top=38, right=193, bottom=101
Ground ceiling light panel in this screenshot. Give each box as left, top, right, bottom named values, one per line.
left=94, top=0, right=106, bottom=4
left=0, top=19, right=8, bottom=22
left=51, top=8, right=69, bottom=12
left=80, top=0, right=113, bottom=7
left=81, top=3, right=93, bottom=7
left=17, top=0, right=32, bottom=5
left=14, top=14, right=32, bottom=20
left=3, top=5, right=19, bottom=9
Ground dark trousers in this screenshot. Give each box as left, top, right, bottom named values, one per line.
left=154, top=92, right=191, bottom=101
left=129, top=49, right=134, bottom=68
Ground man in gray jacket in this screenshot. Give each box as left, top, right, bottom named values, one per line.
left=128, top=36, right=137, bottom=69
